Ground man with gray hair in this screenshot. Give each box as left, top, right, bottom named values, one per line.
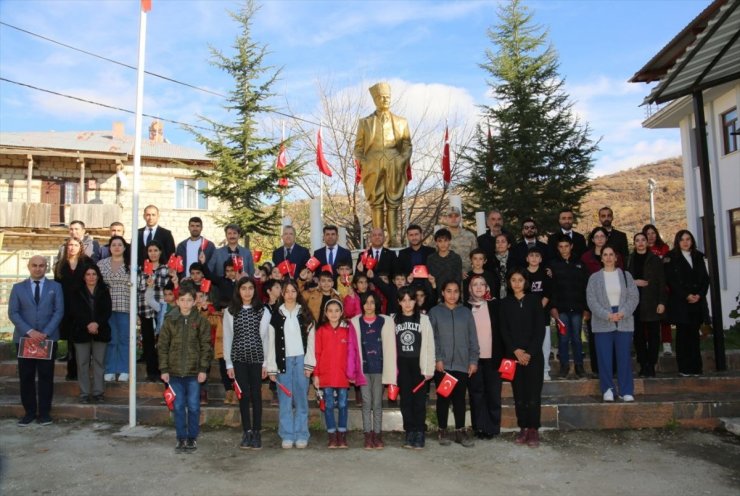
left=477, top=209, right=507, bottom=273
left=208, top=224, right=254, bottom=278
left=272, top=225, right=310, bottom=270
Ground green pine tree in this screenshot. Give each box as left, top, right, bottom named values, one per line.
left=190, top=0, right=300, bottom=238
left=463, top=0, right=598, bottom=234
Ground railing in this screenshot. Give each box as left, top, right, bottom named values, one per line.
left=0, top=274, right=28, bottom=335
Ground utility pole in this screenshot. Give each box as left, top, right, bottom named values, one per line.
left=647, top=178, right=657, bottom=225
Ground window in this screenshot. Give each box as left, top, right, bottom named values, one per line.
left=175, top=178, right=208, bottom=210
left=731, top=208, right=740, bottom=256
left=722, top=107, right=738, bottom=155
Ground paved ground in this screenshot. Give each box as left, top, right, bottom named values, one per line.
left=1, top=419, right=739, bottom=496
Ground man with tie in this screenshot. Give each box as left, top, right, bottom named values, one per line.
left=512, top=218, right=553, bottom=268
left=272, top=225, right=310, bottom=270
left=548, top=208, right=587, bottom=261
left=137, top=205, right=176, bottom=267
left=313, top=225, right=352, bottom=271
left=357, top=227, right=398, bottom=277
left=8, top=256, right=65, bottom=426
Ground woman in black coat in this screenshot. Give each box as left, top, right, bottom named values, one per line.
left=664, top=230, right=709, bottom=376
left=465, top=275, right=505, bottom=440
left=70, top=264, right=112, bottom=403
left=627, top=233, right=667, bottom=377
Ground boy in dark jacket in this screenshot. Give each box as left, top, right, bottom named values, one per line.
left=524, top=247, right=553, bottom=381
left=158, top=285, right=212, bottom=452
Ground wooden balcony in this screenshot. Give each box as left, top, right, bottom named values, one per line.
left=0, top=202, right=51, bottom=228
left=0, top=202, right=122, bottom=228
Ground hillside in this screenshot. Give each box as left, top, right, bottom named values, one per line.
left=576, top=157, right=686, bottom=244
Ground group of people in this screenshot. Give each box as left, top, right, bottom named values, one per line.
left=9, top=202, right=710, bottom=452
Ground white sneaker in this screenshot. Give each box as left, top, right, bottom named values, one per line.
left=622, top=395, right=635, bottom=402
left=663, top=343, right=673, bottom=356
left=281, top=440, right=294, bottom=449
left=117, top=373, right=129, bottom=382
left=104, top=374, right=115, bottom=382
left=543, top=373, right=551, bottom=382
left=295, top=440, right=308, bottom=449
left=603, top=389, right=614, bottom=402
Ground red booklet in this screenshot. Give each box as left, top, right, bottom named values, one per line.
left=17, top=337, right=54, bottom=360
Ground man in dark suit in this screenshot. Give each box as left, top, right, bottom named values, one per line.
left=8, top=256, right=65, bottom=426
left=397, top=224, right=435, bottom=276
left=357, top=227, right=398, bottom=276
left=548, top=208, right=587, bottom=261
left=272, top=225, right=310, bottom=270
left=175, top=216, right=216, bottom=279
left=313, top=225, right=352, bottom=271
left=512, top=218, right=553, bottom=268
left=137, top=205, right=176, bottom=267
left=477, top=209, right=509, bottom=273
left=598, top=206, right=629, bottom=259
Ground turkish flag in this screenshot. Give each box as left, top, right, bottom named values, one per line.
left=167, top=254, right=184, bottom=272
left=233, top=378, right=243, bottom=400
left=441, top=126, right=451, bottom=184
left=141, top=0, right=152, bottom=12
left=277, top=260, right=293, bottom=277
left=163, top=383, right=176, bottom=411
left=556, top=318, right=567, bottom=336
left=387, top=384, right=399, bottom=401
left=143, top=259, right=154, bottom=276
left=252, top=250, right=262, bottom=263
left=200, top=237, right=208, bottom=252
left=412, top=378, right=427, bottom=394
left=231, top=255, right=244, bottom=274
left=277, top=381, right=292, bottom=398
left=316, top=128, right=332, bottom=177
left=411, top=265, right=429, bottom=279
left=320, top=264, right=333, bottom=275
left=277, top=142, right=289, bottom=188
left=306, top=256, right=321, bottom=272
left=436, top=372, right=458, bottom=398
left=200, top=279, right=212, bottom=293
left=354, top=158, right=362, bottom=184
left=498, top=358, right=517, bottom=381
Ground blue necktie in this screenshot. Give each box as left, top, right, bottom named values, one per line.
left=328, top=247, right=334, bottom=266
left=34, top=281, right=40, bottom=304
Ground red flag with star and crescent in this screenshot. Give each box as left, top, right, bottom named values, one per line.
left=441, top=126, right=451, bottom=184
left=277, top=142, right=288, bottom=188
left=141, top=0, right=152, bottom=12
left=316, top=128, right=332, bottom=177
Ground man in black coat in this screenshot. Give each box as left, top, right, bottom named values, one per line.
left=512, top=218, right=553, bottom=268
left=397, top=224, right=435, bottom=276
left=272, top=225, right=311, bottom=270
left=598, top=206, right=629, bottom=259
left=313, top=225, right=352, bottom=272
left=548, top=208, right=587, bottom=261
left=137, top=205, right=176, bottom=267
left=357, top=227, right=398, bottom=276
left=477, top=209, right=509, bottom=273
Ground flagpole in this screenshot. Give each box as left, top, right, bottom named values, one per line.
left=280, top=121, right=285, bottom=223
left=127, top=2, right=149, bottom=428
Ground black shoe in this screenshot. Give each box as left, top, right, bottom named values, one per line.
left=92, top=394, right=105, bottom=403
left=17, top=414, right=35, bottom=426
left=240, top=430, right=253, bottom=450
left=559, top=365, right=569, bottom=378
left=65, top=375, right=77, bottom=381
left=415, top=431, right=425, bottom=449
left=37, top=416, right=53, bottom=426
left=80, top=395, right=90, bottom=404
left=175, top=439, right=186, bottom=452
left=402, top=431, right=414, bottom=449
left=185, top=438, right=197, bottom=451
left=251, top=430, right=262, bottom=450
left=574, top=364, right=586, bottom=378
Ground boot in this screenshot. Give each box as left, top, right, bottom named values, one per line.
left=415, top=431, right=425, bottom=450
left=371, top=208, right=385, bottom=233
left=224, top=390, right=235, bottom=405
left=574, top=364, right=586, bottom=379
left=327, top=432, right=338, bottom=449
left=337, top=431, right=348, bottom=449
left=240, top=430, right=252, bottom=450
left=386, top=208, right=400, bottom=247
left=526, top=428, right=540, bottom=448
left=514, top=428, right=527, bottom=445
left=251, top=430, right=262, bottom=450
left=559, top=364, right=570, bottom=379
left=355, top=387, right=363, bottom=408
left=364, top=432, right=374, bottom=450
left=402, top=431, right=414, bottom=449
left=438, top=428, right=451, bottom=446
left=456, top=429, right=475, bottom=448
left=373, top=432, right=384, bottom=449
left=200, top=388, right=208, bottom=405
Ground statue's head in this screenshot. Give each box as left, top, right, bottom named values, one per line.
left=369, top=82, right=391, bottom=112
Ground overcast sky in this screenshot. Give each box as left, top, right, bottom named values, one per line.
left=0, top=0, right=709, bottom=177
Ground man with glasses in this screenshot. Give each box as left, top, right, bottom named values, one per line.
left=512, top=218, right=553, bottom=268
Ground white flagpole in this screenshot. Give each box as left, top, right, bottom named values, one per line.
left=127, top=3, right=149, bottom=428
left=319, top=126, right=324, bottom=216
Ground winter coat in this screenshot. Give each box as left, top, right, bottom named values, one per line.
left=549, top=256, right=589, bottom=313
left=312, top=322, right=350, bottom=388
left=428, top=303, right=480, bottom=373
left=385, top=313, right=437, bottom=384
left=70, top=285, right=112, bottom=343
left=499, top=293, right=546, bottom=358
left=158, top=308, right=212, bottom=377
left=664, top=250, right=710, bottom=325
left=266, top=303, right=315, bottom=375
left=346, top=315, right=396, bottom=386
left=627, top=251, right=667, bottom=322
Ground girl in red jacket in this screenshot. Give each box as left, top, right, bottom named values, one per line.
left=312, top=299, right=351, bottom=449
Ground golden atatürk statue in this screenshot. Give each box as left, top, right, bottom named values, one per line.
left=354, top=82, right=412, bottom=247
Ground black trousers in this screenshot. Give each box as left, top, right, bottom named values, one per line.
left=233, top=362, right=263, bottom=431
left=397, top=356, right=427, bottom=432
left=435, top=369, right=469, bottom=430
left=633, top=318, right=660, bottom=369
left=17, top=343, right=57, bottom=417
left=139, top=316, right=159, bottom=377
left=511, top=353, right=544, bottom=429
left=676, top=312, right=703, bottom=375
left=218, top=358, right=231, bottom=391
left=468, top=358, right=502, bottom=435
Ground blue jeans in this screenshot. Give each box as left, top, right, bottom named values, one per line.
left=594, top=331, right=634, bottom=396
left=169, top=376, right=201, bottom=440
left=323, top=387, right=348, bottom=432
left=105, top=311, right=130, bottom=374
left=277, top=355, right=310, bottom=443
left=557, top=311, right=583, bottom=366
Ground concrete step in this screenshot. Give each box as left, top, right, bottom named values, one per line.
left=2, top=392, right=738, bottom=431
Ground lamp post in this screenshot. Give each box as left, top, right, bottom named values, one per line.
left=647, top=178, right=657, bottom=225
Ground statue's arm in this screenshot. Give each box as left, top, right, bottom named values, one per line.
left=354, top=119, right=366, bottom=163
left=400, top=118, right=412, bottom=163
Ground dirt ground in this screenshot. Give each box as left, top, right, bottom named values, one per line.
left=1, top=420, right=738, bottom=496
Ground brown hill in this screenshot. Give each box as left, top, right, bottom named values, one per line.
left=576, top=157, right=686, bottom=245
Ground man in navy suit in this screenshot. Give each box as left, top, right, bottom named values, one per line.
left=313, top=225, right=352, bottom=271
left=357, top=227, right=398, bottom=276
left=548, top=208, right=588, bottom=261
left=137, top=205, right=176, bottom=267
left=272, top=225, right=310, bottom=270
left=8, top=256, right=65, bottom=426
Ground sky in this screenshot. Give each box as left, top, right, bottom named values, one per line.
left=0, top=0, right=710, bottom=177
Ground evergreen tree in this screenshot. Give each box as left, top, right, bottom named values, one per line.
left=190, top=0, right=299, bottom=237
left=463, top=0, right=598, bottom=234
